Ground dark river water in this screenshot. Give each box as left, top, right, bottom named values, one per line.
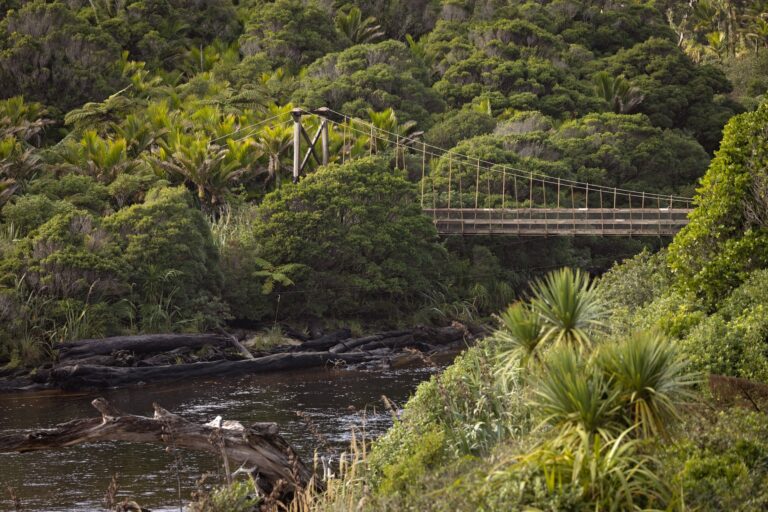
left=0, top=365, right=438, bottom=511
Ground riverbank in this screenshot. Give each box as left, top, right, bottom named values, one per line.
left=0, top=324, right=480, bottom=393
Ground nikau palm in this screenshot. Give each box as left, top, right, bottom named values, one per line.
left=254, top=124, right=292, bottom=189
left=593, top=71, right=645, bottom=114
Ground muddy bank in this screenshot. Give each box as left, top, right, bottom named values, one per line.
left=0, top=324, right=479, bottom=392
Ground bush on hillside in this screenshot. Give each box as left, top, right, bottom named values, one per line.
left=669, top=102, right=768, bottom=308
left=252, top=156, right=447, bottom=321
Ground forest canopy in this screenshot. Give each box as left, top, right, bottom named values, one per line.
left=0, top=0, right=764, bottom=365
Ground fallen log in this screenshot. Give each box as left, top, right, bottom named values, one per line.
left=0, top=398, right=316, bottom=498
left=58, top=334, right=232, bottom=361
left=328, top=330, right=412, bottom=354
left=413, top=325, right=467, bottom=346
left=50, top=351, right=377, bottom=389
left=292, top=329, right=352, bottom=352
left=357, top=334, right=418, bottom=352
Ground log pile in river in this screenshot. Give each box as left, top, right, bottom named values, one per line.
left=0, top=398, right=315, bottom=499
left=1, top=324, right=476, bottom=392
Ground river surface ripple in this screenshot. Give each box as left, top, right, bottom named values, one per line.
left=0, top=365, right=438, bottom=511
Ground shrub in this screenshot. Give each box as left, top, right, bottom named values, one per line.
left=529, top=267, right=606, bottom=351
left=253, top=156, right=446, bottom=322
left=368, top=338, right=531, bottom=496
left=661, top=408, right=768, bottom=511
left=669, top=102, right=768, bottom=308
left=595, top=331, right=698, bottom=437
left=104, top=186, right=225, bottom=330
left=191, top=477, right=260, bottom=512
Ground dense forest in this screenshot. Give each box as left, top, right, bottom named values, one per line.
left=2, top=0, right=768, bottom=510
left=1, top=0, right=761, bottom=365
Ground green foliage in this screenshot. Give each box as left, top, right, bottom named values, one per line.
left=424, top=109, right=496, bottom=149
left=669, top=102, right=768, bottom=307
left=667, top=0, right=768, bottom=71
left=104, top=186, right=225, bottom=329
left=334, top=5, right=384, bottom=45
left=661, top=408, right=768, bottom=511
left=0, top=206, right=128, bottom=357
left=0, top=0, right=751, bottom=394
left=722, top=52, right=768, bottom=108
left=604, top=37, right=737, bottom=152
left=595, top=331, right=698, bottom=438
left=598, top=249, right=672, bottom=317
left=493, top=301, right=543, bottom=366
left=427, top=113, right=708, bottom=207
left=240, top=0, right=341, bottom=70
left=529, top=267, right=605, bottom=351
left=150, top=132, right=250, bottom=210
left=368, top=337, right=530, bottom=500
left=592, top=71, right=645, bottom=114
left=0, top=1, right=124, bottom=112
left=342, top=0, right=440, bottom=40
left=28, top=175, right=110, bottom=215
left=191, top=477, right=261, bottom=512
left=292, top=40, right=445, bottom=127
left=376, top=425, right=447, bottom=497
left=366, top=269, right=696, bottom=511
left=678, top=268, right=768, bottom=382
left=517, top=427, right=668, bottom=511
left=0, top=96, right=52, bottom=143
left=532, top=346, right=622, bottom=441
left=253, top=156, right=446, bottom=321
left=1, top=194, right=71, bottom=236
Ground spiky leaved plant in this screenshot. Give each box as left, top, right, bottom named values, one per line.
left=494, top=301, right=544, bottom=368
left=531, top=346, right=622, bottom=445
left=530, top=267, right=606, bottom=351
left=595, top=331, right=699, bottom=438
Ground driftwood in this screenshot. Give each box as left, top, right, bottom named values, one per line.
left=51, top=351, right=377, bottom=389
left=0, top=324, right=475, bottom=393
left=309, top=326, right=463, bottom=354
left=328, top=330, right=411, bottom=353
left=0, top=398, right=315, bottom=498
left=58, top=334, right=232, bottom=362
left=413, top=325, right=467, bottom=345
left=216, top=328, right=255, bottom=360
left=292, top=329, right=352, bottom=351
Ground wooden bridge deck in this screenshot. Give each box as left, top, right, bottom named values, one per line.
left=424, top=208, right=692, bottom=236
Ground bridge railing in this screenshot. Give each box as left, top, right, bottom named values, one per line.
left=425, top=208, right=691, bottom=236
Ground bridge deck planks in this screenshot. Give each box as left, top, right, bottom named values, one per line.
left=424, top=208, right=692, bottom=236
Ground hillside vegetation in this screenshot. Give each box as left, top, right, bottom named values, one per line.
left=3, top=1, right=768, bottom=510
left=0, top=1, right=763, bottom=365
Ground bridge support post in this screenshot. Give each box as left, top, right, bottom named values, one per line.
left=318, top=111, right=330, bottom=166
left=292, top=108, right=302, bottom=184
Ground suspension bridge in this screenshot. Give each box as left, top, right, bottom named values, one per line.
left=286, top=107, right=693, bottom=237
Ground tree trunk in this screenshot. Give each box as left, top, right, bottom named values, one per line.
left=58, top=334, right=232, bottom=362
left=50, top=351, right=376, bottom=389
left=0, top=398, right=318, bottom=498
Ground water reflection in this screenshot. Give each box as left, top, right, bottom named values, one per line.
left=0, top=365, right=437, bottom=511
